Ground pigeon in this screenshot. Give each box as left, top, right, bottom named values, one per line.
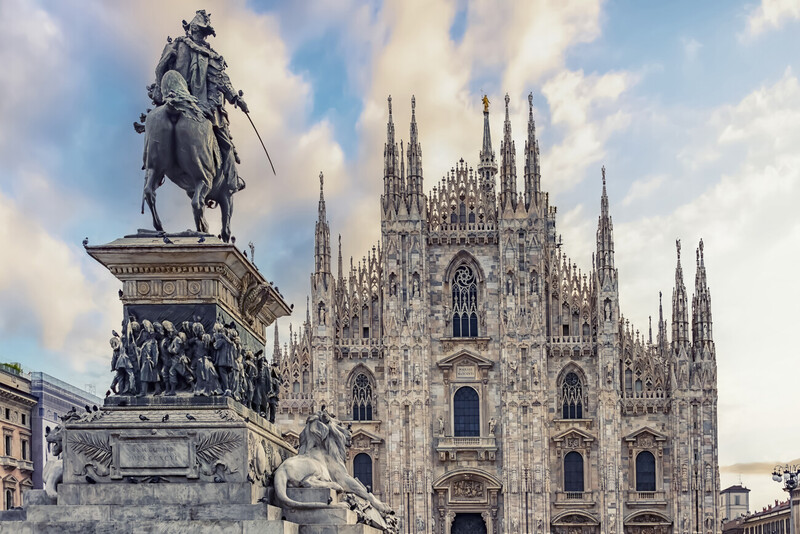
left=85, top=405, right=91, bottom=413
left=82, top=237, right=89, bottom=247
left=163, top=236, right=174, bottom=244
left=186, top=414, right=196, bottom=421
left=92, top=405, right=98, bottom=412
left=243, top=251, right=247, bottom=259
left=231, top=236, right=236, bottom=244
left=105, top=390, right=112, bottom=398
left=213, top=476, right=224, bottom=483
left=127, top=477, right=139, bottom=484
left=244, top=417, right=250, bottom=424
left=198, top=236, right=205, bottom=243
left=246, top=473, right=255, bottom=483
left=139, top=414, right=149, bottom=421
left=85, top=475, right=96, bottom=484
left=118, top=289, right=123, bottom=298
left=161, top=414, right=169, bottom=422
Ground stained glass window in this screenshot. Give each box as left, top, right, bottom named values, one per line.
left=453, top=386, right=480, bottom=436
left=353, top=453, right=373, bottom=491
left=636, top=451, right=656, bottom=491
left=564, top=451, right=584, bottom=492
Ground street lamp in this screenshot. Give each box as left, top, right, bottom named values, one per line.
left=772, top=464, right=800, bottom=534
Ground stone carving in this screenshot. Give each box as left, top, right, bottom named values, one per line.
left=438, top=415, right=445, bottom=436
left=195, top=430, right=242, bottom=477
left=43, top=408, right=98, bottom=499
left=488, top=417, right=497, bottom=436
left=68, top=432, right=113, bottom=477
left=452, top=479, right=483, bottom=498
left=107, top=316, right=278, bottom=417
left=272, top=408, right=395, bottom=530
left=137, top=10, right=259, bottom=243
left=681, top=462, right=689, bottom=492
left=240, top=272, right=271, bottom=324
left=531, top=361, right=540, bottom=385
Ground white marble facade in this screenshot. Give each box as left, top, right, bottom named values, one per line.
left=275, top=95, right=720, bottom=534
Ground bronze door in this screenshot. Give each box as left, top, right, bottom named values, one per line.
left=452, top=513, right=487, bottom=534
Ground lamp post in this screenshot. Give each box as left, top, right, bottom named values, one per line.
left=772, top=464, right=800, bottom=534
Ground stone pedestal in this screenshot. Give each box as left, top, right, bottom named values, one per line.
left=61, top=396, right=293, bottom=505
left=86, top=233, right=291, bottom=350
left=281, top=488, right=383, bottom=534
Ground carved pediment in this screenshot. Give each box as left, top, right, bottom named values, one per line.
left=624, top=512, right=672, bottom=525
left=552, top=428, right=595, bottom=448
left=624, top=427, right=667, bottom=449
left=432, top=468, right=502, bottom=492
left=350, top=429, right=383, bottom=449
left=552, top=511, right=599, bottom=525
left=436, top=349, right=494, bottom=370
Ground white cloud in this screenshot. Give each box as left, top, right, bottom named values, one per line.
left=541, top=69, right=635, bottom=194
left=681, top=36, right=702, bottom=61
left=622, top=174, right=666, bottom=206
left=746, top=0, right=800, bottom=37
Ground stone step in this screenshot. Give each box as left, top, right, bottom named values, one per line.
left=26, top=503, right=283, bottom=523
left=0, top=519, right=298, bottom=534
left=58, top=481, right=252, bottom=506
left=299, top=525, right=383, bottom=534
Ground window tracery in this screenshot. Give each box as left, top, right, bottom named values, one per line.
left=561, top=372, right=584, bottom=419
left=352, top=373, right=373, bottom=421
left=452, top=265, right=478, bottom=337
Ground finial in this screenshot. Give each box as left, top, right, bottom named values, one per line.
left=528, top=92, right=533, bottom=108
left=411, top=95, right=416, bottom=113
left=319, top=171, right=324, bottom=191
left=504, top=92, right=510, bottom=111
left=388, top=95, right=393, bottom=119
left=482, top=94, right=489, bottom=113
left=601, top=165, right=606, bottom=186
left=676, top=238, right=681, bottom=260
left=699, top=238, right=704, bottom=256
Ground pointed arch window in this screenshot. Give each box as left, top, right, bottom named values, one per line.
left=636, top=451, right=656, bottom=491
left=564, top=451, right=584, bottom=492
left=353, top=453, right=373, bottom=492
left=452, top=265, right=478, bottom=337
left=352, top=373, right=373, bottom=421
left=562, top=372, right=583, bottom=419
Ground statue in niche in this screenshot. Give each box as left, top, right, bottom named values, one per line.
left=318, top=302, right=327, bottom=325
left=109, top=332, right=135, bottom=396
left=604, top=299, right=612, bottom=321
left=138, top=320, right=161, bottom=396
left=413, top=363, right=421, bottom=385
left=606, top=362, right=614, bottom=384
left=508, top=360, right=518, bottom=388
left=318, top=360, right=327, bottom=386
left=531, top=361, right=540, bottom=385
left=411, top=275, right=420, bottom=298
left=437, top=415, right=445, bottom=436
left=488, top=417, right=497, bottom=436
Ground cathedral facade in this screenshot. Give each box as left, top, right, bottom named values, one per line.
left=274, top=94, right=720, bottom=534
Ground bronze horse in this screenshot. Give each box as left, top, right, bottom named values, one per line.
left=141, top=70, right=235, bottom=242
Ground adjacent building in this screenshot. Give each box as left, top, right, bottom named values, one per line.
left=721, top=484, right=751, bottom=521
left=0, top=363, right=36, bottom=510
left=29, top=372, right=101, bottom=489
left=276, top=95, right=721, bottom=534
left=723, top=500, right=789, bottom=534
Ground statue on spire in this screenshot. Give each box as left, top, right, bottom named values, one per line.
left=482, top=94, right=490, bottom=112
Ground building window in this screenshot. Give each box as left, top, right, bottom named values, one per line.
left=452, top=265, right=478, bottom=337
left=21, top=414, right=26, bottom=426
left=561, top=372, right=584, bottom=419
left=564, top=451, right=584, bottom=492
left=21, top=440, right=28, bottom=461
left=353, top=453, right=373, bottom=491
left=4, top=435, right=11, bottom=456
left=4, top=488, right=12, bottom=510
left=635, top=451, right=656, bottom=491
left=453, top=386, right=480, bottom=437
left=352, top=374, right=373, bottom=421
left=735, top=495, right=740, bottom=505
left=4, top=408, right=8, bottom=420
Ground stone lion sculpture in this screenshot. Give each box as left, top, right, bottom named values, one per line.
left=273, top=408, right=396, bottom=531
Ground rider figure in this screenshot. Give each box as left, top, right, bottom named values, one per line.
left=151, top=10, right=248, bottom=194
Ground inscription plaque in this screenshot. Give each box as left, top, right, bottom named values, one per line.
left=119, top=438, right=190, bottom=469
left=456, top=365, right=476, bottom=379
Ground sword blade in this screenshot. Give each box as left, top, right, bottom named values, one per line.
left=244, top=112, right=276, bottom=176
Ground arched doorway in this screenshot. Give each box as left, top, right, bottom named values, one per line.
left=452, top=513, right=487, bottom=534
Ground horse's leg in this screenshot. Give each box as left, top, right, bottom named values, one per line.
left=191, top=183, right=210, bottom=233
left=143, top=168, right=164, bottom=231
left=219, top=193, right=233, bottom=243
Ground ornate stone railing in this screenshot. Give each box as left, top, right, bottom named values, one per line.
left=436, top=436, right=497, bottom=462
left=626, top=490, right=667, bottom=506
left=554, top=490, right=595, bottom=507
left=548, top=337, right=596, bottom=357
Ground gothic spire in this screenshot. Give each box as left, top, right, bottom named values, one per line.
left=692, top=239, right=714, bottom=351
left=272, top=321, right=281, bottom=366
left=337, top=234, right=343, bottom=284
left=658, top=290, right=667, bottom=353
left=478, top=94, right=497, bottom=194
left=314, top=171, right=331, bottom=276
left=672, top=239, right=690, bottom=350
left=596, top=166, right=616, bottom=285
left=500, top=93, right=517, bottom=212
left=524, top=92, right=541, bottom=212
left=383, top=95, right=399, bottom=206
left=407, top=96, right=424, bottom=212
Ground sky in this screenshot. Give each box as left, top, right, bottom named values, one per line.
left=1, top=0, right=799, bottom=511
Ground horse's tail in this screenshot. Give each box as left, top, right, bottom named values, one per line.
left=272, top=465, right=332, bottom=510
